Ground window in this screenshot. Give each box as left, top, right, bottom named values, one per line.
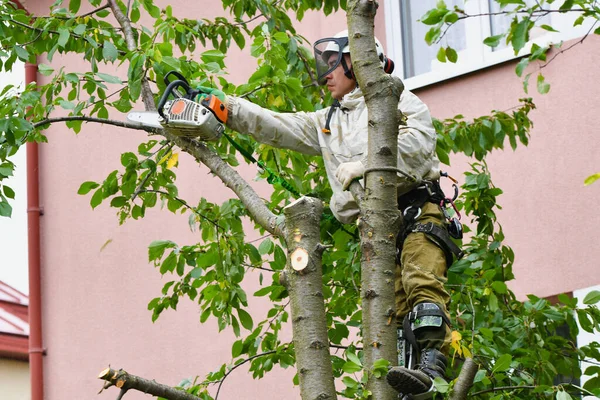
left=399, top=0, right=467, bottom=78
left=383, top=0, right=594, bottom=89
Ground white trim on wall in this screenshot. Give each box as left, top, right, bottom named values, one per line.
left=383, top=0, right=597, bottom=90
left=574, top=285, right=600, bottom=400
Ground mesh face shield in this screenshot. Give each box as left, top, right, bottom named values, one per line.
left=313, top=36, right=349, bottom=85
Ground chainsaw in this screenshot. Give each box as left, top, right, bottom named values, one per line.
left=127, top=71, right=228, bottom=141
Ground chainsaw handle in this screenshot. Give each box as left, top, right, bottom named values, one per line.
left=164, top=71, right=188, bottom=86
left=157, top=79, right=191, bottom=119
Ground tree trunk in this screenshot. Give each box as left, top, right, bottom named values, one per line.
left=347, top=1, right=405, bottom=399
left=282, top=197, right=337, bottom=400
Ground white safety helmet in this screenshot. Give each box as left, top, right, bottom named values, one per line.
left=313, top=30, right=394, bottom=84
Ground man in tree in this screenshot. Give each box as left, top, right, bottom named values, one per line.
left=203, top=30, right=458, bottom=398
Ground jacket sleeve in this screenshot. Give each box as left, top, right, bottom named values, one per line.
left=225, top=96, right=323, bottom=156
left=396, top=90, right=439, bottom=183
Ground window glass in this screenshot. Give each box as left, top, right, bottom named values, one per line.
left=400, top=0, right=466, bottom=78
left=488, top=0, right=550, bottom=51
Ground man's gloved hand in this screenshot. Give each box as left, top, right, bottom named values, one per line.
left=335, top=161, right=365, bottom=190
left=195, top=86, right=226, bottom=102
left=194, top=86, right=229, bottom=123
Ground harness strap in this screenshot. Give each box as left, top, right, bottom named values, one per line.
left=322, top=100, right=340, bottom=133
left=411, top=222, right=465, bottom=265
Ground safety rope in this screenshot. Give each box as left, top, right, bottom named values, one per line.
left=221, top=131, right=301, bottom=198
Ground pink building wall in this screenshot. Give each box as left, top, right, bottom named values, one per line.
left=20, top=0, right=599, bottom=399
left=415, top=36, right=600, bottom=299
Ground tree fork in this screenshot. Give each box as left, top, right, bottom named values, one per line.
left=347, top=1, right=404, bottom=399
left=283, top=197, right=337, bottom=400
left=98, top=367, right=201, bottom=400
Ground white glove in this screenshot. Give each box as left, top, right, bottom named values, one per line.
left=335, top=161, right=365, bottom=190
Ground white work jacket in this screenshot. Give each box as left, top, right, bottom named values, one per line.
left=226, top=87, right=440, bottom=223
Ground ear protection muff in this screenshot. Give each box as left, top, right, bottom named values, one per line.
left=382, top=55, right=395, bottom=74
left=342, top=54, right=396, bottom=80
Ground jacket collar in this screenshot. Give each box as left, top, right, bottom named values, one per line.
left=339, top=87, right=364, bottom=110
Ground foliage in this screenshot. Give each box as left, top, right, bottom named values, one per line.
left=0, top=0, right=598, bottom=400
left=422, top=0, right=600, bottom=95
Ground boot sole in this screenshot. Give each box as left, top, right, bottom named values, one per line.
left=386, top=367, right=431, bottom=395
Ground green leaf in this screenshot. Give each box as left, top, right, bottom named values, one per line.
left=420, top=8, right=447, bottom=25
left=190, top=267, right=203, bottom=279
left=492, top=354, right=512, bottom=372
left=160, top=251, right=177, bottom=274
left=77, top=181, right=99, bottom=195
left=446, top=47, right=457, bottom=63
left=121, top=152, right=138, bottom=167
left=58, top=27, right=70, bottom=48
left=237, top=308, right=253, bottom=330
left=3, top=185, right=15, bottom=199
left=511, top=18, right=531, bottom=53
left=232, top=340, right=243, bottom=358
left=14, top=46, right=29, bottom=61
left=342, top=376, right=358, bottom=388
left=97, top=73, right=122, bottom=84
left=436, top=47, right=446, bottom=63
left=90, top=187, right=104, bottom=209
left=69, top=0, right=81, bottom=13
left=0, top=201, right=12, bottom=217
left=433, top=377, right=449, bottom=393
left=346, top=352, right=362, bottom=366
left=540, top=24, right=558, bottom=32
left=584, top=173, right=600, bottom=186
left=102, top=41, right=118, bottom=62
left=515, top=58, right=529, bottom=77
left=38, top=64, right=55, bottom=76
left=556, top=390, right=573, bottom=400
left=536, top=73, right=550, bottom=94
left=583, top=290, right=600, bottom=305
left=491, top=281, right=508, bottom=294
left=483, top=34, right=503, bottom=48
left=273, top=32, right=289, bottom=43
left=342, top=361, right=362, bottom=373
left=258, top=238, right=273, bottom=255
left=148, top=240, right=177, bottom=261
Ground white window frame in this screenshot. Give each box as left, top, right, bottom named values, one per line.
left=383, top=0, right=596, bottom=90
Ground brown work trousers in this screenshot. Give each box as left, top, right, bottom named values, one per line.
left=396, top=202, right=452, bottom=354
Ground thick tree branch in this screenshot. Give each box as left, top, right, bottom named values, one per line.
left=166, top=134, right=284, bottom=237
left=283, top=196, right=337, bottom=400
left=33, top=115, right=160, bottom=133
left=448, top=358, right=478, bottom=400
left=107, top=0, right=156, bottom=111
left=98, top=367, right=201, bottom=400
left=32, top=115, right=282, bottom=236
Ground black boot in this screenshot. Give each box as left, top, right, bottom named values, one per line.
left=387, top=302, right=450, bottom=398
left=387, top=349, right=447, bottom=398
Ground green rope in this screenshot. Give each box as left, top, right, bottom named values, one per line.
left=222, top=131, right=301, bottom=198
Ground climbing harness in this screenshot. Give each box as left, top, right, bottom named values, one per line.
left=396, top=174, right=465, bottom=266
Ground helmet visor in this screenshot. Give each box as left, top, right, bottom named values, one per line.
left=313, top=36, right=349, bottom=85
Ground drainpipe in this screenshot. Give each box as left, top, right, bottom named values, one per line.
left=12, top=1, right=44, bottom=398
left=26, top=60, right=44, bottom=400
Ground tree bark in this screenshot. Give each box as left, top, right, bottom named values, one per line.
left=98, top=367, right=201, bottom=400
left=347, top=1, right=404, bottom=400
left=449, top=358, right=478, bottom=400
left=282, top=197, right=337, bottom=400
